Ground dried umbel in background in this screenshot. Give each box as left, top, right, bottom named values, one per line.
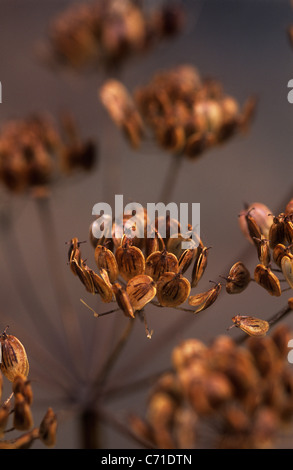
left=130, top=325, right=293, bottom=449
left=99, top=65, right=257, bottom=158
left=46, top=0, right=184, bottom=71
left=0, top=113, right=97, bottom=196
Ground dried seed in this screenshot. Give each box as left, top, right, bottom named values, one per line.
left=126, top=274, right=156, bottom=311
left=73, top=260, right=95, bottom=294
left=238, top=203, right=274, bottom=243
left=281, top=255, right=293, bottom=289
left=224, top=261, right=251, bottom=294
left=156, top=272, right=191, bottom=307
left=39, top=408, right=57, bottom=448
left=89, top=268, right=114, bottom=303
left=0, top=328, right=29, bottom=382
left=67, top=237, right=82, bottom=275
left=145, top=249, right=179, bottom=281
left=112, top=282, right=135, bottom=318
left=269, top=214, right=286, bottom=249
left=13, top=392, right=33, bottom=431
left=254, top=264, right=281, bottom=296
left=228, top=315, right=270, bottom=337
left=253, top=236, right=271, bottom=266
left=191, top=245, right=209, bottom=288
left=178, top=247, right=197, bottom=274
left=272, top=243, right=292, bottom=268
left=12, top=375, right=33, bottom=405
left=285, top=216, right=293, bottom=244
left=188, top=282, right=221, bottom=313
left=115, top=243, right=145, bottom=282
left=94, top=244, right=119, bottom=283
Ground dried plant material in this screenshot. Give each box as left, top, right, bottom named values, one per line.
left=94, top=244, right=119, bottom=283
left=188, top=282, right=221, bottom=313
left=191, top=244, right=209, bottom=288
left=145, top=249, right=179, bottom=281
left=12, top=375, right=33, bottom=406
left=272, top=243, right=292, bottom=268
left=238, top=203, right=274, bottom=244
left=126, top=275, right=156, bottom=311
left=224, top=261, right=251, bottom=294
left=172, top=338, right=207, bottom=371
left=269, top=214, right=286, bottom=249
left=156, top=272, right=190, bottom=307
left=99, top=80, right=144, bottom=148
left=115, top=243, right=145, bottom=281
left=0, top=404, right=10, bottom=439
left=13, top=392, right=34, bottom=431
left=112, top=282, right=135, bottom=318
left=0, top=328, right=29, bottom=382
left=67, top=237, right=83, bottom=275
left=281, top=255, right=293, bottom=289
left=0, top=114, right=97, bottom=195
left=90, top=268, right=114, bottom=303
left=178, top=248, right=197, bottom=274
left=253, top=236, right=271, bottom=266
left=254, top=264, right=281, bottom=297
left=228, top=315, right=270, bottom=337
left=39, top=408, right=58, bottom=448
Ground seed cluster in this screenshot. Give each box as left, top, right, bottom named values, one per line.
left=0, top=113, right=96, bottom=195
left=0, top=329, right=57, bottom=449
left=68, top=212, right=223, bottom=336
left=130, top=325, right=293, bottom=449
left=100, top=65, right=256, bottom=157
left=47, top=0, right=184, bottom=71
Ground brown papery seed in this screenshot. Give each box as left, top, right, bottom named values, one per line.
left=225, top=261, right=251, bottom=294
left=126, top=274, right=156, bottom=311
left=94, top=244, right=119, bottom=283
left=281, top=255, right=293, bottom=290
left=115, top=244, right=145, bottom=281
left=157, top=272, right=190, bottom=307
left=0, top=329, right=29, bottom=382
left=228, top=315, right=270, bottom=337
left=112, top=282, right=135, bottom=318
left=145, top=249, right=179, bottom=281
left=188, top=282, right=221, bottom=313
left=254, top=264, right=281, bottom=297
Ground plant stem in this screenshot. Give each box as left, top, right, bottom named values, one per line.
left=34, top=194, right=84, bottom=381
left=159, top=152, right=183, bottom=204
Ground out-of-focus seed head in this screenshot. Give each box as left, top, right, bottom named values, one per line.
left=171, top=338, right=207, bottom=371
left=13, top=392, right=34, bottom=431
left=39, top=408, right=58, bottom=448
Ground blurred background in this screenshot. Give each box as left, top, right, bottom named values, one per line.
left=1, top=0, right=293, bottom=449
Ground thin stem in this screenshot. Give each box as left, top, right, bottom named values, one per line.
left=159, top=152, right=183, bottom=204
left=34, top=194, right=85, bottom=380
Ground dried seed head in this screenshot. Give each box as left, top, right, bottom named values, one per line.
left=13, top=392, right=34, bottom=431
left=0, top=328, right=29, bottom=382
left=229, top=315, right=270, bottom=337
left=145, top=249, right=179, bottom=281
left=156, top=272, right=190, bottom=307
left=112, top=282, right=135, bottom=318
left=224, top=261, right=251, bottom=294
left=126, top=274, right=156, bottom=311
left=188, top=282, right=221, bottom=313
left=281, top=255, right=293, bottom=289
left=94, top=244, right=119, bottom=283
left=39, top=408, right=57, bottom=448
left=254, top=264, right=281, bottom=297
left=238, top=203, right=274, bottom=244
left=115, top=243, right=145, bottom=281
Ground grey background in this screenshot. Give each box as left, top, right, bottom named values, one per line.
left=1, top=0, right=293, bottom=449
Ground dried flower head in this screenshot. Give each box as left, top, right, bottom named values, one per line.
left=130, top=325, right=293, bottom=449
left=100, top=65, right=256, bottom=159
left=0, top=113, right=97, bottom=196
